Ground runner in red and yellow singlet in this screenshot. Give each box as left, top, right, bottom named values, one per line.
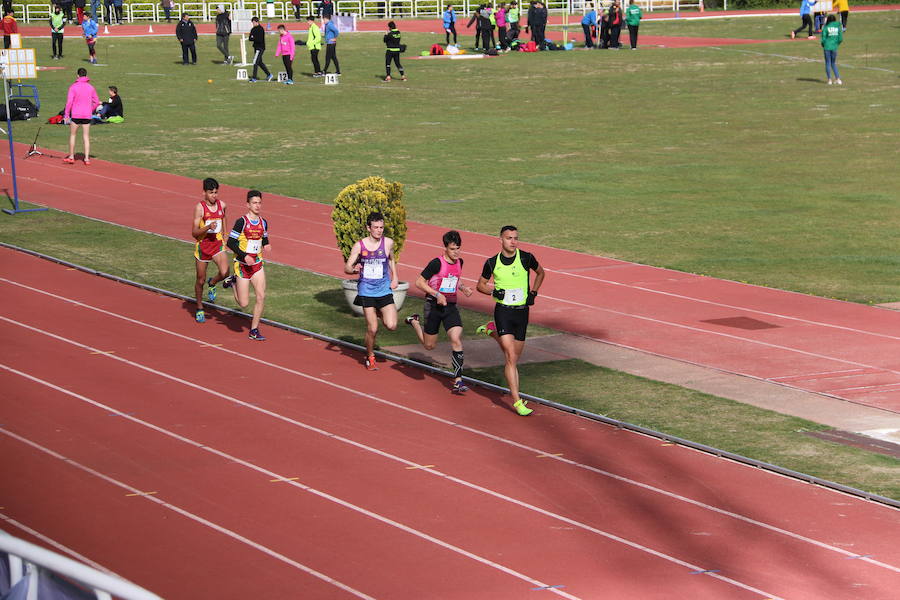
left=223, top=190, right=270, bottom=340
left=192, top=177, right=230, bottom=323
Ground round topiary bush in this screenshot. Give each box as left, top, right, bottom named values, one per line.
left=331, top=176, right=408, bottom=261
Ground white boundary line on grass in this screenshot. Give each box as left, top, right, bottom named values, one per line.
left=709, top=46, right=900, bottom=73
left=4, top=276, right=899, bottom=575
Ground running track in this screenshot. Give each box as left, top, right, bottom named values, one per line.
left=6, top=146, right=900, bottom=414
left=2, top=248, right=899, bottom=598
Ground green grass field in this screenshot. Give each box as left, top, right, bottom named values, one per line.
left=13, top=12, right=900, bottom=302
left=3, top=13, right=899, bottom=499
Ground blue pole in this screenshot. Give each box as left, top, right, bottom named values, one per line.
left=2, top=79, right=47, bottom=215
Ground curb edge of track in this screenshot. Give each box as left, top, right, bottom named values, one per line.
left=4, top=241, right=898, bottom=511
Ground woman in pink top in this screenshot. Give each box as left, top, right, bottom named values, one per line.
left=274, top=24, right=296, bottom=85
left=63, top=67, right=100, bottom=165
left=496, top=3, right=509, bottom=51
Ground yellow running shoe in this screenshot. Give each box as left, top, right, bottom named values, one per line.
left=513, top=400, right=533, bottom=416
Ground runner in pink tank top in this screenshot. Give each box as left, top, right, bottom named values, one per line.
left=404, top=230, right=474, bottom=394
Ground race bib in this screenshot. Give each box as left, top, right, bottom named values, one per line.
left=207, top=219, right=222, bottom=234
left=363, top=261, right=384, bottom=279
left=503, top=288, right=524, bottom=305
left=438, top=276, right=458, bottom=294
left=245, top=239, right=262, bottom=254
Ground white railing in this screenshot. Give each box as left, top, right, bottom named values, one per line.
left=0, top=532, right=161, bottom=600
left=12, top=0, right=714, bottom=22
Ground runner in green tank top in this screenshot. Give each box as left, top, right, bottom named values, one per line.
left=476, top=225, right=546, bottom=416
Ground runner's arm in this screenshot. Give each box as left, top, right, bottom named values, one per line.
left=226, top=218, right=247, bottom=262
left=387, top=238, right=398, bottom=290
left=344, top=242, right=361, bottom=274
left=191, top=203, right=211, bottom=240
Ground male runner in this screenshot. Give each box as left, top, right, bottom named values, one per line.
left=476, top=225, right=545, bottom=416
left=404, top=230, right=474, bottom=394
left=344, top=211, right=398, bottom=370
left=192, top=177, right=229, bottom=323
left=223, top=190, right=269, bottom=340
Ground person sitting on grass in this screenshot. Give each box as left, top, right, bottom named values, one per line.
left=96, top=85, right=123, bottom=120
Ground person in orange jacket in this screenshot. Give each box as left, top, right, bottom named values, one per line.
left=2, top=9, right=18, bottom=49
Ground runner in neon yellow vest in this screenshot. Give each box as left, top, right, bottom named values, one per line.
left=476, top=225, right=546, bottom=416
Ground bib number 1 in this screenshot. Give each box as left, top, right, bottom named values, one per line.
left=363, top=261, right=384, bottom=280
left=246, top=239, right=262, bottom=254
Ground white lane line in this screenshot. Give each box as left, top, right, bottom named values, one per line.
left=769, top=368, right=873, bottom=382
left=0, top=511, right=120, bottom=576
left=0, top=423, right=376, bottom=600
left=4, top=329, right=781, bottom=599
left=1, top=365, right=580, bottom=600
left=5, top=280, right=900, bottom=574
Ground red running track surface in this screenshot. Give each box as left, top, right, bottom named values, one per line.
left=6, top=145, right=900, bottom=414
left=1, top=248, right=899, bottom=598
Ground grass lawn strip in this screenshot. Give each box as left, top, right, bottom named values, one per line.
left=2, top=206, right=896, bottom=501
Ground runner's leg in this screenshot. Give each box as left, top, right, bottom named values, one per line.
left=363, top=306, right=379, bottom=357
left=248, top=268, right=266, bottom=330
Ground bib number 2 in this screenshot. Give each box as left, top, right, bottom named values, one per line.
left=503, top=288, right=524, bottom=305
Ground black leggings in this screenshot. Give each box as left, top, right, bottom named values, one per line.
left=497, top=25, right=507, bottom=49
left=282, top=55, right=293, bottom=80
left=445, top=22, right=457, bottom=44
left=628, top=24, right=639, bottom=49
left=582, top=23, right=593, bottom=47
left=793, top=14, right=813, bottom=37
left=310, top=49, right=321, bottom=73
left=52, top=32, right=64, bottom=56
left=252, top=49, right=270, bottom=78
left=324, top=43, right=339, bottom=73
left=481, top=27, right=492, bottom=50
left=385, top=50, right=403, bottom=76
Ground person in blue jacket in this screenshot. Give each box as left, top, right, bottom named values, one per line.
left=443, top=4, right=457, bottom=45
left=81, top=15, right=98, bottom=64
left=322, top=14, right=340, bottom=75
left=790, top=0, right=817, bottom=39
left=581, top=3, right=597, bottom=48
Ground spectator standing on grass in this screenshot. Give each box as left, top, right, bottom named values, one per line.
left=160, top=0, right=173, bottom=23
left=63, top=67, right=100, bottom=165
left=528, top=1, right=546, bottom=49
left=833, top=0, right=849, bottom=30
left=598, top=5, right=610, bottom=48
left=821, top=13, right=843, bottom=85
left=608, top=0, right=623, bottom=49
left=50, top=5, right=65, bottom=59
left=2, top=9, right=18, bottom=49
left=383, top=20, right=406, bottom=82
left=248, top=16, right=272, bottom=82
left=275, top=24, right=295, bottom=85
left=443, top=4, right=457, bottom=46
left=496, top=3, right=508, bottom=52
left=625, top=0, right=641, bottom=49
left=322, top=14, right=340, bottom=76
left=291, top=0, right=302, bottom=20
left=81, top=13, right=98, bottom=62
left=581, top=3, right=597, bottom=49
left=467, top=5, right=482, bottom=50
left=89, top=0, right=99, bottom=21
left=176, top=12, right=198, bottom=65
left=507, top=1, right=520, bottom=39
left=102, top=0, right=112, bottom=24
left=479, top=4, right=493, bottom=52
left=215, top=5, right=232, bottom=64
left=790, top=0, right=816, bottom=39
left=305, top=15, right=324, bottom=77
left=111, top=0, right=122, bottom=25
left=74, top=0, right=85, bottom=24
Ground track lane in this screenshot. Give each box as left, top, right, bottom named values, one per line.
left=3, top=254, right=896, bottom=600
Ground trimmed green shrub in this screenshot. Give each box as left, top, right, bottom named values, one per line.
left=331, top=176, right=408, bottom=261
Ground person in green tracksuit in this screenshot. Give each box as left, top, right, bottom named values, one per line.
left=383, top=20, right=406, bottom=82
left=50, top=4, right=65, bottom=59
left=507, top=1, right=520, bottom=39
left=821, top=13, right=843, bottom=85
left=305, top=15, right=323, bottom=77
left=476, top=225, right=546, bottom=417
left=625, top=0, right=642, bottom=50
